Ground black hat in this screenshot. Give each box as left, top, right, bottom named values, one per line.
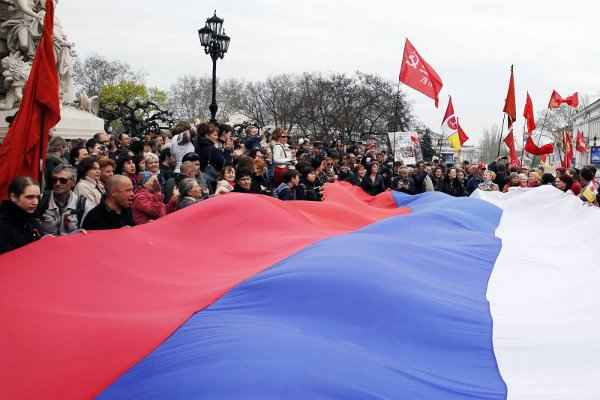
left=182, top=152, right=201, bottom=162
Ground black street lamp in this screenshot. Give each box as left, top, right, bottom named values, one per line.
left=437, top=138, right=444, bottom=159
left=198, top=11, right=230, bottom=122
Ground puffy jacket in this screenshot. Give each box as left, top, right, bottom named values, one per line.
left=132, top=188, right=166, bottom=225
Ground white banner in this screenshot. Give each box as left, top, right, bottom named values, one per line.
left=388, top=131, right=418, bottom=165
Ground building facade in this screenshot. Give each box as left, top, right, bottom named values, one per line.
left=573, top=98, right=600, bottom=167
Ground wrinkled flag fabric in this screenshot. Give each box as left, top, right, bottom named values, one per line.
left=1, top=183, right=599, bottom=399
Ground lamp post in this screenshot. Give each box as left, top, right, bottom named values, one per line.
left=437, top=138, right=444, bottom=160
left=198, top=11, right=230, bottom=122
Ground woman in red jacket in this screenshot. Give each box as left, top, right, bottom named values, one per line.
left=132, top=172, right=175, bottom=225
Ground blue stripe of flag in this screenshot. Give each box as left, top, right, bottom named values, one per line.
left=101, top=193, right=506, bottom=399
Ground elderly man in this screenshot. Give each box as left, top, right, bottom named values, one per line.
left=82, top=175, right=135, bottom=230
left=38, top=164, right=89, bottom=236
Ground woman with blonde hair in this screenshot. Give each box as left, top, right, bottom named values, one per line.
left=527, top=171, right=541, bottom=188
left=478, top=170, right=499, bottom=192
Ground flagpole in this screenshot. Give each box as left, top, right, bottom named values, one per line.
left=520, top=123, right=526, bottom=166
left=497, top=65, right=514, bottom=158
left=39, top=121, right=45, bottom=192
left=531, top=109, right=550, bottom=168
left=557, top=130, right=565, bottom=167
left=392, top=81, right=401, bottom=161
left=496, top=113, right=506, bottom=158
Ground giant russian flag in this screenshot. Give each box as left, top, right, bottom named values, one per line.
left=1, top=184, right=599, bottom=399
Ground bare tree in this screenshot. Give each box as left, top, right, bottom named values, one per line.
left=73, top=54, right=144, bottom=97
left=167, top=75, right=211, bottom=121
left=168, top=71, right=414, bottom=141
left=479, top=124, right=507, bottom=163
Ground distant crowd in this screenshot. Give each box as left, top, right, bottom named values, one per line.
left=0, top=120, right=598, bottom=254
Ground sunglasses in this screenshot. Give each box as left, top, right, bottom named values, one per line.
left=51, top=177, right=70, bottom=184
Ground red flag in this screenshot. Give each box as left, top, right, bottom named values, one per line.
left=399, top=39, right=443, bottom=107
left=562, top=131, right=574, bottom=168
left=525, top=137, right=554, bottom=155
left=503, top=128, right=520, bottom=166
left=549, top=90, right=579, bottom=109
left=523, top=92, right=536, bottom=134
left=457, top=119, right=469, bottom=146
left=0, top=0, right=60, bottom=199
left=503, top=66, right=516, bottom=126
left=410, top=132, right=420, bottom=145
left=564, top=92, right=579, bottom=108
left=576, top=130, right=588, bottom=153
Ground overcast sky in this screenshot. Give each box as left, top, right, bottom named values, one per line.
left=61, top=0, right=599, bottom=142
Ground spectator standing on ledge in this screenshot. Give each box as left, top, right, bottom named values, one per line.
left=170, top=122, right=194, bottom=173
left=82, top=175, right=135, bottom=231
left=0, top=177, right=42, bottom=254
left=271, top=128, right=294, bottom=186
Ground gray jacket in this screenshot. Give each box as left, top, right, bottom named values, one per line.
left=39, top=192, right=91, bottom=236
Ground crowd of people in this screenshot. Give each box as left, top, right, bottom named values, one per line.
left=1, top=121, right=598, bottom=254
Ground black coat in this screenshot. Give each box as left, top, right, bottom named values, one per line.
left=361, top=174, right=386, bottom=196
left=297, top=180, right=322, bottom=201
left=0, top=201, right=42, bottom=255
left=413, top=171, right=428, bottom=194
left=443, top=179, right=466, bottom=197
left=195, top=136, right=225, bottom=173
left=81, top=201, right=134, bottom=231
left=251, top=173, right=271, bottom=195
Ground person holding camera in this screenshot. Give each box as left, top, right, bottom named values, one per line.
left=132, top=172, right=171, bottom=225
left=391, top=166, right=416, bottom=195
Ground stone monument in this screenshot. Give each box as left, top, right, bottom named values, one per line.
left=0, top=0, right=103, bottom=141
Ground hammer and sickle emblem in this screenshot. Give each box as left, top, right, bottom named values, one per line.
left=406, top=52, right=420, bottom=69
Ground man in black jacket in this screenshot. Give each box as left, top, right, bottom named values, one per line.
left=82, top=175, right=135, bottom=230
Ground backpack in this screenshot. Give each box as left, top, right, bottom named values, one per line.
left=38, top=192, right=88, bottom=228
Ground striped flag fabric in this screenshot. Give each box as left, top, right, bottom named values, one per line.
left=1, top=184, right=599, bottom=399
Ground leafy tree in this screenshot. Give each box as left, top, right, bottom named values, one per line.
left=99, top=81, right=170, bottom=135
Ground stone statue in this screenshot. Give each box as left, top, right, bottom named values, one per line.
left=0, top=51, right=30, bottom=109
left=78, top=92, right=99, bottom=115
left=0, top=0, right=76, bottom=109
